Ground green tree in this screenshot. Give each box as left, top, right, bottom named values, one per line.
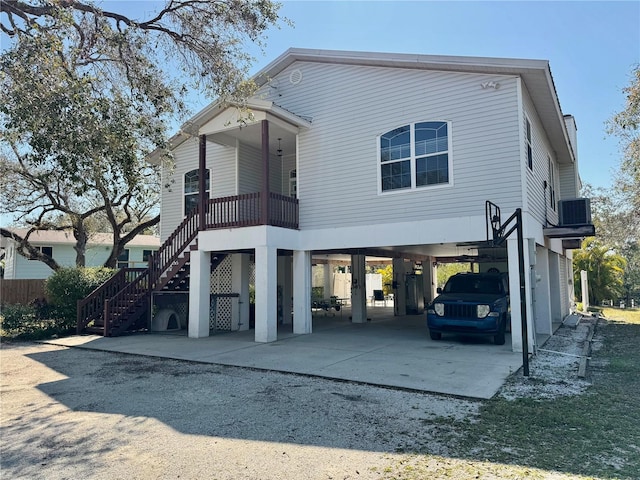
left=573, top=238, right=626, bottom=306
left=0, top=0, right=284, bottom=268
left=607, top=65, right=640, bottom=219
left=376, top=265, right=393, bottom=296
left=585, top=65, right=640, bottom=304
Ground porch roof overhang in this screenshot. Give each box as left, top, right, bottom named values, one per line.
left=146, top=100, right=311, bottom=164
left=196, top=100, right=312, bottom=149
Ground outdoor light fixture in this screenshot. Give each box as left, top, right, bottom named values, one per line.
left=277, top=138, right=283, bottom=157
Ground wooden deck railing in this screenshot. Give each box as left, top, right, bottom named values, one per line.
left=204, top=192, right=298, bottom=230
left=77, top=208, right=200, bottom=336
left=76, top=268, right=146, bottom=334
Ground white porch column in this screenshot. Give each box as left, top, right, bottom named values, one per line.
left=293, top=250, right=312, bottom=334
left=392, top=258, right=407, bottom=316
left=581, top=270, right=589, bottom=310
left=507, top=237, right=535, bottom=353
left=232, top=253, right=250, bottom=331
left=254, top=245, right=278, bottom=342
left=350, top=254, right=367, bottom=323
left=548, top=252, right=562, bottom=324
left=188, top=249, right=211, bottom=338
left=322, top=263, right=332, bottom=299
left=534, top=246, right=552, bottom=335
left=278, top=255, right=293, bottom=325
left=422, top=256, right=435, bottom=305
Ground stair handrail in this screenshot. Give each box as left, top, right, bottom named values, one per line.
left=148, top=207, right=200, bottom=288
left=99, top=207, right=201, bottom=335
left=76, top=268, right=146, bottom=334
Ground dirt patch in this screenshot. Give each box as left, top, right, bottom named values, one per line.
left=499, top=316, right=596, bottom=401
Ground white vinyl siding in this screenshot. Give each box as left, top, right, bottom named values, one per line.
left=160, top=138, right=236, bottom=241
left=558, top=163, right=579, bottom=200
left=260, top=62, right=522, bottom=230
left=237, top=143, right=262, bottom=194
left=5, top=243, right=152, bottom=279
left=522, top=86, right=557, bottom=226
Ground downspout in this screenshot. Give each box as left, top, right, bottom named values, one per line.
left=199, top=134, right=206, bottom=231
left=261, top=120, right=270, bottom=225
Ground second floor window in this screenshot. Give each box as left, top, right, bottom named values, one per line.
left=184, top=168, right=210, bottom=215
left=379, top=121, right=450, bottom=192
left=526, top=117, right=533, bottom=170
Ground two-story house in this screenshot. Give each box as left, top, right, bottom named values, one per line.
left=78, top=49, right=594, bottom=353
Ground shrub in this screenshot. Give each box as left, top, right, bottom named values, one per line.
left=0, top=302, right=67, bottom=340
left=45, top=267, right=116, bottom=327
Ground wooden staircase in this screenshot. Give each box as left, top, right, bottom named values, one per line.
left=77, top=209, right=200, bottom=336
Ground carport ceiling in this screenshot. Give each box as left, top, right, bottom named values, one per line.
left=312, top=242, right=507, bottom=265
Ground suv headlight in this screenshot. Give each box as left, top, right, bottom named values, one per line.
left=434, top=303, right=444, bottom=316
left=477, top=305, right=491, bottom=318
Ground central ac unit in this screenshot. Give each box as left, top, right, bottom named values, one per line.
left=558, top=198, right=591, bottom=226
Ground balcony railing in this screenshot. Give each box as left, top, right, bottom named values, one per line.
left=204, top=192, right=298, bottom=230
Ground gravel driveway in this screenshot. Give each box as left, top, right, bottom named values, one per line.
left=1, top=342, right=479, bottom=480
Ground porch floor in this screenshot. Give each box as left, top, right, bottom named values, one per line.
left=46, top=307, right=522, bottom=399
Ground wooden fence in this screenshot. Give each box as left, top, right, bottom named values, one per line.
left=0, top=279, right=47, bottom=305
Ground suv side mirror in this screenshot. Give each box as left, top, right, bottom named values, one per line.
left=437, top=287, right=442, bottom=294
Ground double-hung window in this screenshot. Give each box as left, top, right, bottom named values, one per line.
left=380, top=121, right=450, bottom=192
left=184, top=168, right=210, bottom=216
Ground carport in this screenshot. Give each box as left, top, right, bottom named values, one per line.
left=47, top=307, right=522, bottom=399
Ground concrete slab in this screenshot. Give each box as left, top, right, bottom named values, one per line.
left=43, top=311, right=522, bottom=399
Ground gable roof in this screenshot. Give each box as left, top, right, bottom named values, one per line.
left=256, top=48, right=574, bottom=165
left=0, top=229, right=160, bottom=248
left=152, top=48, right=575, bottom=165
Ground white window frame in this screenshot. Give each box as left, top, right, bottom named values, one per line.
left=183, top=168, right=211, bottom=216
left=377, top=121, right=453, bottom=194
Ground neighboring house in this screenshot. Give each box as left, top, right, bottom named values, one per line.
left=1, top=229, right=160, bottom=279
left=78, top=48, right=594, bottom=353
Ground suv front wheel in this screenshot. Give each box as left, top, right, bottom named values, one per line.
left=493, top=316, right=507, bottom=345
left=430, top=331, right=442, bottom=341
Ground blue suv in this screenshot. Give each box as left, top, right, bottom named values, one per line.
left=427, top=272, right=510, bottom=345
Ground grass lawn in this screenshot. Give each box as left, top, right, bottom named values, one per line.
left=381, top=308, right=640, bottom=479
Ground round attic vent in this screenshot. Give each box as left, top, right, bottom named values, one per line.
left=289, top=69, right=303, bottom=85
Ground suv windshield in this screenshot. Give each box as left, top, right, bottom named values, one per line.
left=443, top=275, right=504, bottom=295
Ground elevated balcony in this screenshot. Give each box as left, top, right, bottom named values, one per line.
left=204, top=192, right=298, bottom=230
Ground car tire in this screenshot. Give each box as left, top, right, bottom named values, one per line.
left=430, top=331, right=442, bottom=341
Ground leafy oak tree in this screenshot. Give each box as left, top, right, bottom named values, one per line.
left=599, top=64, right=640, bottom=303
left=0, top=0, right=284, bottom=268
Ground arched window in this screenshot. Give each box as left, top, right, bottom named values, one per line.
left=184, top=169, right=210, bottom=215
left=379, top=121, right=451, bottom=192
